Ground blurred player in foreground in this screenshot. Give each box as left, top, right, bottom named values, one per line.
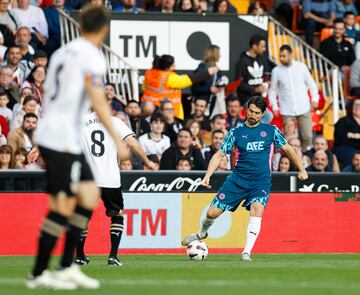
left=182, top=96, right=308, bottom=260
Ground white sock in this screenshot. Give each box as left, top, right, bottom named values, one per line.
left=198, top=216, right=215, bottom=238
left=242, top=216, right=262, bottom=255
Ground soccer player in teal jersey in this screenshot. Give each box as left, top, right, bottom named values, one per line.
left=182, top=96, right=308, bottom=260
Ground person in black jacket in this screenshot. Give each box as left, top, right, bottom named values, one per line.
left=125, top=100, right=150, bottom=138
left=160, top=128, right=207, bottom=170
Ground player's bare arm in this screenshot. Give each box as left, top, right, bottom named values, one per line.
left=124, top=136, right=157, bottom=170
left=201, top=150, right=226, bottom=188
left=281, top=143, right=308, bottom=180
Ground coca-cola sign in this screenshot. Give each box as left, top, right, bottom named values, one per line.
left=129, top=176, right=202, bottom=192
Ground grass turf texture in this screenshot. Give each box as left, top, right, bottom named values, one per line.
left=0, top=254, right=359, bottom=295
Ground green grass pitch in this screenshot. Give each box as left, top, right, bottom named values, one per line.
left=1, top=254, right=360, bottom=295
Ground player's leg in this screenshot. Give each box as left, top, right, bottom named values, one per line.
left=242, top=202, right=265, bottom=261
left=75, top=227, right=90, bottom=265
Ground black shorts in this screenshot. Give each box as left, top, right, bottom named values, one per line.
left=39, top=146, right=93, bottom=197
left=100, top=187, right=124, bottom=217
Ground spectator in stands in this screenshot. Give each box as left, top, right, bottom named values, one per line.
left=0, top=0, right=21, bottom=37
left=176, top=157, right=192, bottom=170
left=105, top=83, right=124, bottom=115
left=146, top=0, right=162, bottom=11
left=7, top=112, right=37, bottom=152
left=12, top=86, right=33, bottom=116
left=141, top=101, right=155, bottom=123
left=0, top=90, right=12, bottom=122
left=160, top=0, right=176, bottom=13
left=302, top=0, right=336, bottom=46
left=305, top=135, right=340, bottom=171
left=201, top=129, right=225, bottom=164
left=333, top=98, right=360, bottom=166
left=142, top=54, right=218, bottom=120
left=342, top=150, right=360, bottom=171
left=213, top=0, right=230, bottom=14
left=0, top=144, right=14, bottom=169
left=274, top=0, right=294, bottom=29
left=125, top=100, right=150, bottom=137
left=5, top=46, right=31, bottom=86
left=306, top=149, right=333, bottom=172
left=269, top=45, right=319, bottom=149
left=113, top=0, right=139, bottom=12
left=320, top=19, right=355, bottom=68
left=10, top=95, right=39, bottom=130
left=15, top=26, right=34, bottom=62
left=0, top=66, right=20, bottom=109
left=160, top=100, right=183, bottom=143
left=277, top=154, right=293, bottom=172
left=33, top=50, right=48, bottom=67
left=120, top=159, right=133, bottom=170
left=236, top=34, right=273, bottom=122
left=143, top=154, right=160, bottom=170
left=177, top=0, right=196, bottom=12
left=186, top=119, right=205, bottom=149
left=282, top=118, right=299, bottom=140
left=14, top=147, right=27, bottom=169
left=191, top=45, right=224, bottom=117
left=224, top=95, right=243, bottom=130
left=21, top=65, right=46, bottom=104
left=248, top=1, right=267, bottom=14
left=0, top=124, right=6, bottom=145
left=343, top=11, right=360, bottom=47
left=138, top=113, right=170, bottom=160
left=44, top=0, right=64, bottom=57
left=12, top=0, right=48, bottom=49
left=216, top=155, right=229, bottom=171
left=160, top=128, right=207, bottom=170
left=335, top=0, right=358, bottom=18
left=115, top=111, right=131, bottom=128
left=201, top=114, right=227, bottom=146
left=350, top=58, right=360, bottom=97
left=187, top=97, right=211, bottom=131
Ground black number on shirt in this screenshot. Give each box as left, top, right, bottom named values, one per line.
left=49, top=63, right=64, bottom=101
left=91, top=130, right=105, bottom=157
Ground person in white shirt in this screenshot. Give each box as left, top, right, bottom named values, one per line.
left=269, top=44, right=319, bottom=149
left=0, top=90, right=13, bottom=121
left=138, top=112, right=170, bottom=160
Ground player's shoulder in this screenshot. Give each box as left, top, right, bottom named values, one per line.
left=68, top=38, right=105, bottom=63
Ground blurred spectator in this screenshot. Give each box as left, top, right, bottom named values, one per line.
left=115, top=111, right=131, bottom=128
left=201, top=129, right=224, bottom=163
left=248, top=1, right=267, bottom=14
left=201, top=114, right=227, bottom=146
left=320, top=19, right=355, bottom=68
left=0, top=90, right=12, bottom=122
left=176, top=157, right=192, bottom=170
left=191, top=45, right=225, bottom=117
left=44, top=0, right=65, bottom=57
left=21, top=65, right=46, bottom=104
left=278, top=154, right=293, bottom=172
left=185, top=119, right=205, bottom=149
left=5, top=46, right=31, bottom=86
left=160, top=0, right=176, bottom=13
left=89, top=0, right=105, bottom=7
left=141, top=101, right=155, bottom=123
left=138, top=112, right=170, bottom=160
left=236, top=34, right=273, bottom=122
left=269, top=45, right=319, bottom=149
left=142, top=54, right=218, bottom=120
left=125, top=100, right=150, bottom=137
left=333, top=98, right=360, bottom=166
left=306, top=150, right=333, bottom=172
left=15, top=26, right=34, bottom=62
left=198, top=0, right=208, bottom=12
left=7, top=112, right=37, bottom=152
left=302, top=0, right=336, bottom=46
left=274, top=0, right=296, bottom=29
left=12, top=86, right=33, bottom=116
left=113, top=0, right=139, bottom=12
left=343, top=11, right=360, bottom=47
left=213, top=0, right=230, bottom=14
left=224, top=95, right=243, bottom=130
left=177, top=0, right=196, bottom=12
left=33, top=50, right=48, bottom=67
left=350, top=58, right=360, bottom=97
left=160, top=100, right=183, bottom=143
left=0, top=66, right=20, bottom=109
left=187, top=97, right=211, bottom=131
left=120, top=159, right=133, bottom=170
left=146, top=0, right=162, bottom=11
left=10, top=96, right=38, bottom=130
left=160, top=128, right=207, bottom=170
left=0, top=144, right=14, bottom=169
left=14, top=147, right=27, bottom=168
left=342, top=150, right=360, bottom=171
left=282, top=118, right=299, bottom=140
left=143, top=154, right=160, bottom=170
left=335, top=0, right=358, bottom=18
left=105, top=83, right=124, bottom=115
left=216, top=155, right=229, bottom=171
left=0, top=0, right=21, bottom=36
left=305, top=135, right=340, bottom=171
left=12, top=0, right=48, bottom=49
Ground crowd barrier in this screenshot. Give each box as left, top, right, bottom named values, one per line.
left=0, top=172, right=360, bottom=255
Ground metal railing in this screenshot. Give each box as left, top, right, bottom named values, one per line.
left=58, top=10, right=139, bottom=104
left=268, top=16, right=346, bottom=123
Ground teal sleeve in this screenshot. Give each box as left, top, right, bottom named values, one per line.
left=220, top=128, right=236, bottom=154
left=274, top=126, right=287, bottom=148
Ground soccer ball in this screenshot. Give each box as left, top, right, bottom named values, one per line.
left=186, top=240, right=208, bottom=261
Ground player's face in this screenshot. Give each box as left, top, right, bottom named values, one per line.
left=313, top=138, right=328, bottom=151
left=176, top=160, right=191, bottom=170
left=177, top=131, right=192, bottom=149
left=151, top=119, right=165, bottom=134
left=280, top=50, right=291, bottom=66
left=227, top=101, right=241, bottom=117
left=279, top=157, right=291, bottom=172
left=352, top=154, right=360, bottom=171
left=246, top=104, right=264, bottom=126
left=212, top=132, right=224, bottom=150
left=194, top=100, right=207, bottom=117
left=212, top=118, right=226, bottom=131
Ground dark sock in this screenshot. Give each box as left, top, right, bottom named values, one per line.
left=60, top=206, right=92, bottom=268
left=76, top=229, right=88, bottom=258
left=110, top=216, right=124, bottom=257
left=32, top=211, right=67, bottom=277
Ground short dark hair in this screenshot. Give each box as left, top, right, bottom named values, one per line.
left=194, top=96, right=208, bottom=105
left=150, top=112, right=165, bottom=123
left=147, top=154, right=160, bottom=165
left=333, top=18, right=345, bottom=26
left=178, top=128, right=192, bottom=137
left=23, top=112, right=38, bottom=121
left=225, top=95, right=241, bottom=106
left=247, top=96, right=267, bottom=113
left=155, top=55, right=174, bottom=70
left=176, top=157, right=191, bottom=166
left=212, top=129, right=224, bottom=138
left=127, top=100, right=140, bottom=107
left=353, top=150, right=360, bottom=158
left=105, top=82, right=116, bottom=90
left=211, top=114, right=225, bottom=124
left=33, top=50, right=48, bottom=59
left=249, top=34, right=266, bottom=47
left=280, top=45, right=292, bottom=54
left=344, top=11, right=355, bottom=18
left=23, top=95, right=37, bottom=106
left=0, top=89, right=8, bottom=97
left=79, top=4, right=110, bottom=34
left=160, top=99, right=172, bottom=111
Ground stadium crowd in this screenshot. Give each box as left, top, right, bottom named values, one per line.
left=0, top=0, right=360, bottom=173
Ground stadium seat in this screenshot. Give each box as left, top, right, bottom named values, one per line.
left=292, top=4, right=303, bottom=34
left=320, top=28, right=333, bottom=42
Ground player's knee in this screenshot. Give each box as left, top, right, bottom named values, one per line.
left=206, top=208, right=221, bottom=219
left=49, top=194, right=76, bottom=217
left=250, top=203, right=264, bottom=217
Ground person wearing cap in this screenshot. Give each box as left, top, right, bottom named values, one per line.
left=141, top=54, right=218, bottom=120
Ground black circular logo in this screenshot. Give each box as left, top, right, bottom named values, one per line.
left=186, top=31, right=212, bottom=60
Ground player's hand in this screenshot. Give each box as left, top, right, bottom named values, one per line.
left=146, top=161, right=158, bottom=170
left=201, top=177, right=211, bottom=189
left=298, top=169, right=308, bottom=181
